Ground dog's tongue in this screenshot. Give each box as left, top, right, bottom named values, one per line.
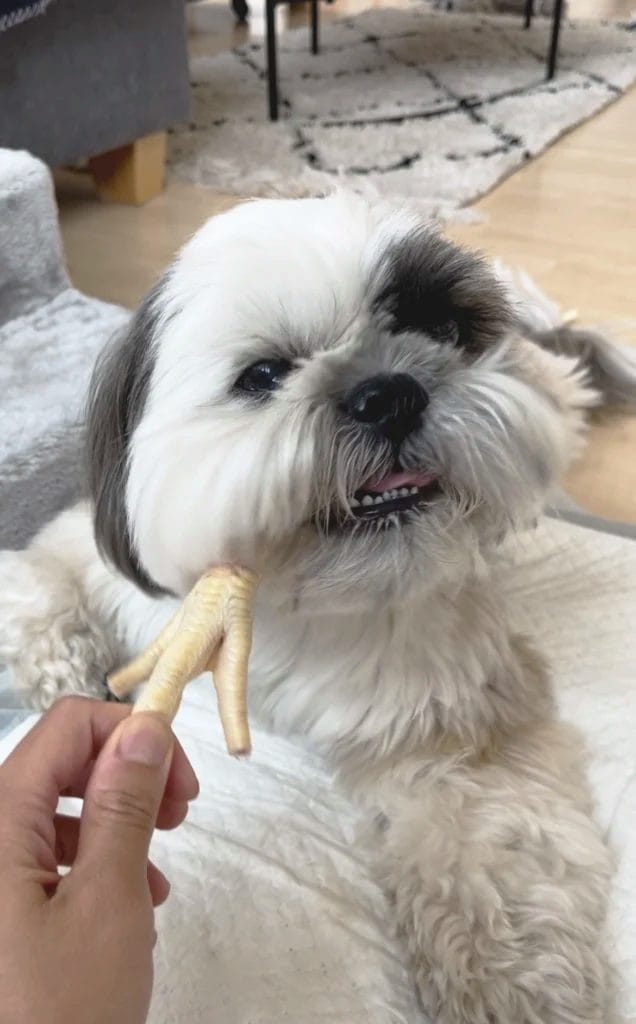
left=363, top=470, right=436, bottom=493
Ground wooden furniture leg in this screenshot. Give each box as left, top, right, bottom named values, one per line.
left=89, top=132, right=166, bottom=205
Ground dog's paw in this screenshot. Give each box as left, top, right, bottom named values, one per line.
left=10, top=621, right=114, bottom=711
left=0, top=549, right=116, bottom=709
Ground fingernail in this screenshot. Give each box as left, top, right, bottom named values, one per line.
left=117, top=714, right=172, bottom=767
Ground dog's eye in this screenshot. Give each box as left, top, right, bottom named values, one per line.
left=429, top=317, right=460, bottom=346
left=235, top=358, right=293, bottom=395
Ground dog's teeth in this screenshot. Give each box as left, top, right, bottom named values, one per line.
left=382, top=491, right=391, bottom=501
left=361, top=495, right=374, bottom=507
left=350, top=497, right=360, bottom=508
left=410, top=487, right=419, bottom=495
left=391, top=489, right=399, bottom=499
left=399, top=488, right=409, bottom=497
left=374, top=496, right=384, bottom=505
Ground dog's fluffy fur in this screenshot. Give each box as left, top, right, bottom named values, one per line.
left=2, top=193, right=636, bottom=1022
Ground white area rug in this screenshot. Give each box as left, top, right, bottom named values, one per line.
left=168, top=5, right=636, bottom=217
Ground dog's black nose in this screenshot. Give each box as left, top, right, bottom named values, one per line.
left=343, top=373, right=429, bottom=444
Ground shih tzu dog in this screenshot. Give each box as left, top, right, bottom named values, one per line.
left=1, top=192, right=635, bottom=1023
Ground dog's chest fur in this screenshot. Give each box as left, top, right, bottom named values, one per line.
left=245, top=577, right=525, bottom=762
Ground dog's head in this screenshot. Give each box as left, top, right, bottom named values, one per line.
left=87, top=193, right=592, bottom=607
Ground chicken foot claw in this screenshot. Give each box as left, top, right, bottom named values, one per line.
left=107, top=565, right=259, bottom=756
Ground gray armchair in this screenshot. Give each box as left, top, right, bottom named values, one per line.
left=0, top=0, right=190, bottom=201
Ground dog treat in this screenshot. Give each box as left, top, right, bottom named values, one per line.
left=108, top=566, right=259, bottom=756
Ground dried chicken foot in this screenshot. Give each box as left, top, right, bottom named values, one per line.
left=108, top=565, right=259, bottom=756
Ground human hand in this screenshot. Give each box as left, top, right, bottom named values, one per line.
left=0, top=696, right=199, bottom=1024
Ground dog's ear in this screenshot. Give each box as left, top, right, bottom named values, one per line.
left=374, top=229, right=512, bottom=354
left=513, top=338, right=599, bottom=473
left=529, top=323, right=636, bottom=411
left=85, top=280, right=167, bottom=595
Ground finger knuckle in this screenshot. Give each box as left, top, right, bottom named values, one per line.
left=92, top=786, right=155, bottom=833
left=51, top=694, right=94, bottom=719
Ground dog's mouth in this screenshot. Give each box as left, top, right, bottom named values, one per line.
left=315, top=469, right=442, bottom=533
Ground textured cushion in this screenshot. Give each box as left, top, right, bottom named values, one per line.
left=0, top=148, right=129, bottom=549
left=0, top=148, right=68, bottom=325
left=0, top=290, right=128, bottom=548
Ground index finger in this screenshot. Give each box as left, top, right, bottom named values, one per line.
left=1, top=697, right=198, bottom=813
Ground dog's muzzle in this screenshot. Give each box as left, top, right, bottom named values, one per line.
left=314, top=468, right=442, bottom=534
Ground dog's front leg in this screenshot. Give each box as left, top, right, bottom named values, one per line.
left=357, top=723, right=614, bottom=1024
left=0, top=502, right=176, bottom=709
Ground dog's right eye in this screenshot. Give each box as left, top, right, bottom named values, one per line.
left=235, top=359, right=293, bottom=396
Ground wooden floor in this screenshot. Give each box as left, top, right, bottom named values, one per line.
left=55, top=0, right=636, bottom=524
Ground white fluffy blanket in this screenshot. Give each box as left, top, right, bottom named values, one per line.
left=1, top=516, right=635, bottom=1023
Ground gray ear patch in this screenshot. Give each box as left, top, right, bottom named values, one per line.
left=85, top=279, right=170, bottom=595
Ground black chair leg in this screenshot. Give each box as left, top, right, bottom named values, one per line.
left=310, top=0, right=319, bottom=55
left=546, top=0, right=565, bottom=79
left=266, top=0, right=279, bottom=120
left=523, top=0, right=533, bottom=28
left=231, top=0, right=249, bottom=24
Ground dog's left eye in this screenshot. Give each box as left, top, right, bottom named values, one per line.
left=429, top=317, right=460, bottom=346
left=235, top=358, right=293, bottom=395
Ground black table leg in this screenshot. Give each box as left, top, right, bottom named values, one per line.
left=547, top=0, right=565, bottom=79
left=311, top=0, right=319, bottom=55
left=266, top=0, right=279, bottom=120
left=523, top=0, right=533, bottom=28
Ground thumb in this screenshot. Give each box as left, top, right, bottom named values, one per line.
left=75, top=712, right=173, bottom=889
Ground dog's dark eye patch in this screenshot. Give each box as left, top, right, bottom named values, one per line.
left=373, top=230, right=511, bottom=354
left=375, top=275, right=463, bottom=345
left=234, top=358, right=293, bottom=396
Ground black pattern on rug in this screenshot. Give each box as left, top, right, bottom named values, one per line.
left=168, top=6, right=636, bottom=216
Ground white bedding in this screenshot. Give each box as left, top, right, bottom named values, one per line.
left=1, top=516, right=635, bottom=1024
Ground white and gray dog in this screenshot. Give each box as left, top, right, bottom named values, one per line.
left=2, top=193, right=635, bottom=1022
